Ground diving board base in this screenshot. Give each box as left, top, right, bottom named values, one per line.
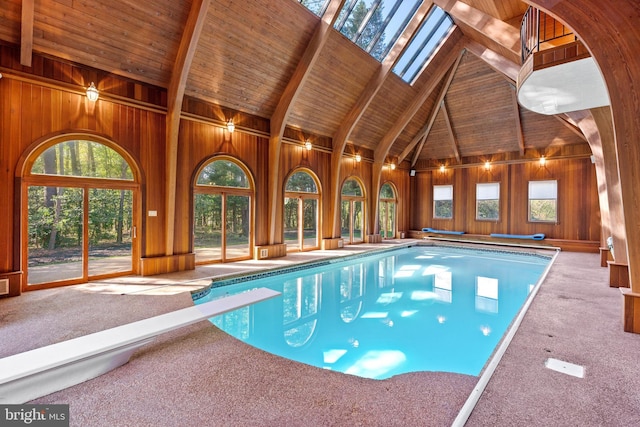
left=0, top=287, right=280, bottom=404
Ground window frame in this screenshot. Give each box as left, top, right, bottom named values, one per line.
left=433, top=184, right=453, bottom=219
left=528, top=180, right=558, bottom=223
left=476, top=182, right=500, bottom=221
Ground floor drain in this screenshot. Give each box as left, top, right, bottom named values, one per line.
left=545, top=358, right=585, bottom=378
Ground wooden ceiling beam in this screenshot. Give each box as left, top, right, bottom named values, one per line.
left=510, top=85, right=525, bottom=155
left=465, top=39, right=519, bottom=83
left=374, top=42, right=464, bottom=164
left=268, top=0, right=345, bottom=244
left=331, top=1, right=434, bottom=153
left=398, top=48, right=465, bottom=166
left=441, top=101, right=461, bottom=163
left=554, top=114, right=588, bottom=142
left=165, top=0, right=211, bottom=256
left=434, top=0, right=520, bottom=62
left=329, top=0, right=434, bottom=237
left=20, top=0, right=34, bottom=67
left=271, top=0, right=345, bottom=142
left=409, top=132, right=429, bottom=166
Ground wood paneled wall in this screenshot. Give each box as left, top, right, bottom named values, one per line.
left=0, top=71, right=167, bottom=277
left=0, top=42, right=602, bottom=290
left=410, top=155, right=600, bottom=241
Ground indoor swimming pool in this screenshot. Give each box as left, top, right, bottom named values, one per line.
left=194, top=244, right=554, bottom=379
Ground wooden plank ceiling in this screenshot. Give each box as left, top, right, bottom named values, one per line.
left=0, top=0, right=587, bottom=165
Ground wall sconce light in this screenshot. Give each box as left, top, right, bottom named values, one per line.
left=440, top=165, right=445, bottom=173
left=86, top=82, right=99, bottom=101
left=226, top=119, right=235, bottom=133
left=484, top=161, right=491, bottom=171
left=539, top=156, right=546, bottom=166
left=355, top=154, right=361, bottom=162
left=304, top=140, right=312, bottom=150
left=390, top=163, right=396, bottom=170
left=410, top=169, right=416, bottom=177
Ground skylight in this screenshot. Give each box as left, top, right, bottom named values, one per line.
left=300, top=0, right=453, bottom=84
left=392, top=5, right=453, bottom=83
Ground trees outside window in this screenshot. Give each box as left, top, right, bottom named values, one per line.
left=379, top=182, right=397, bottom=238
left=341, top=178, right=365, bottom=244
left=529, top=180, right=558, bottom=222
left=194, top=158, right=253, bottom=263
left=433, top=185, right=453, bottom=219
left=25, top=138, right=137, bottom=288
left=284, top=170, right=320, bottom=252
left=476, top=182, right=500, bottom=221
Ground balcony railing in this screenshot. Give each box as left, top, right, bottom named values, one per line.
left=521, top=6, right=576, bottom=64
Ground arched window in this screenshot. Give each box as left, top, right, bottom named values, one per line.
left=284, top=169, right=320, bottom=252
left=379, top=182, right=397, bottom=239
left=194, top=157, right=254, bottom=263
left=341, top=177, right=365, bottom=244
left=23, top=138, right=138, bottom=289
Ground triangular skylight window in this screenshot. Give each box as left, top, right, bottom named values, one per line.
left=324, top=1, right=454, bottom=84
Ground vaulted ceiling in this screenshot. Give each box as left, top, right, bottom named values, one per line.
left=0, top=0, right=587, bottom=166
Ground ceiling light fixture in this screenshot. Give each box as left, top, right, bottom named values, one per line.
left=484, top=161, right=491, bottom=170
left=440, top=165, right=445, bottom=173
left=86, top=82, right=99, bottom=102
left=304, top=140, right=312, bottom=150
left=226, top=119, right=235, bottom=133
left=355, top=154, right=361, bottom=162
left=390, top=163, right=396, bottom=170
left=539, top=156, right=546, bottom=166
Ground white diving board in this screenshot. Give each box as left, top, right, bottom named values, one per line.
left=0, top=287, right=280, bottom=404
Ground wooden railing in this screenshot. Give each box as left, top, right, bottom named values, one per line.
left=521, top=6, right=576, bottom=64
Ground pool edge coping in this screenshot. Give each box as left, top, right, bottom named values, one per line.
left=192, top=241, right=555, bottom=301
left=450, top=247, right=561, bottom=426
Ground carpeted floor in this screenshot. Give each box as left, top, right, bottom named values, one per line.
left=2, top=244, right=640, bottom=426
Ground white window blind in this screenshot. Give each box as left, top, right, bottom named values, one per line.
left=433, top=185, right=453, bottom=200
left=477, top=183, right=499, bottom=200
left=529, top=180, right=557, bottom=199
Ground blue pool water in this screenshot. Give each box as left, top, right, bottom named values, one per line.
left=194, top=245, right=552, bottom=379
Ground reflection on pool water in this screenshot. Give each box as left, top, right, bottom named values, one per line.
left=194, top=245, right=552, bottom=379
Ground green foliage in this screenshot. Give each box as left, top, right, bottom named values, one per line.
left=32, top=140, right=132, bottom=179
left=477, top=200, right=499, bottom=220
left=338, top=1, right=387, bottom=60
left=434, top=200, right=453, bottom=219
left=285, top=171, right=317, bottom=193
left=380, top=182, right=395, bottom=199
left=299, top=0, right=327, bottom=16
left=28, top=140, right=134, bottom=256
left=529, top=200, right=557, bottom=222
left=341, top=178, right=363, bottom=196
left=197, top=160, right=249, bottom=188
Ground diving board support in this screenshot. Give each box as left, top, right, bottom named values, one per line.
left=0, top=287, right=280, bottom=404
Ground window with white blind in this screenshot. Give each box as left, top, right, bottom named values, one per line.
left=528, top=180, right=557, bottom=222
left=433, top=185, right=453, bottom=219
left=476, top=182, right=500, bottom=220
